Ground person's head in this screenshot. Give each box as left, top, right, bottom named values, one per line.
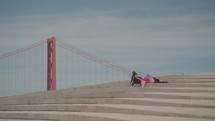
left=132, top=71, right=137, bottom=76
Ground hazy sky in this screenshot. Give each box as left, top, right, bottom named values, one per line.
left=0, top=0, right=215, bottom=76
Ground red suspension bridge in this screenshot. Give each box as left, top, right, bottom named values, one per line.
left=0, top=37, right=141, bottom=97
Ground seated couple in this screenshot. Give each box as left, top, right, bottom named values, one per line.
left=130, top=71, right=168, bottom=87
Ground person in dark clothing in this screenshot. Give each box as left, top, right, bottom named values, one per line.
left=130, top=71, right=142, bottom=86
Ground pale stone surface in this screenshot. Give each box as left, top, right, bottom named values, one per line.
left=0, top=73, right=215, bottom=121
left=0, top=119, right=51, bottom=121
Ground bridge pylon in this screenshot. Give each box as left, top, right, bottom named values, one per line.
left=47, top=37, right=56, bottom=91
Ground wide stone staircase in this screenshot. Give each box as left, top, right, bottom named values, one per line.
left=0, top=73, right=215, bottom=121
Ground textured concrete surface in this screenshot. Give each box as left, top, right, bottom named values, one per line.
left=0, top=120, right=53, bottom=121
left=0, top=73, right=215, bottom=121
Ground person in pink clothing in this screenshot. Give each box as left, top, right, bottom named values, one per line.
left=131, top=71, right=168, bottom=87
left=141, top=74, right=168, bottom=87
left=143, top=74, right=155, bottom=83
left=140, top=74, right=154, bottom=87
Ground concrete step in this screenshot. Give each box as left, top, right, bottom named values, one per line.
left=144, top=87, right=215, bottom=93
left=0, top=111, right=122, bottom=121
left=1, top=104, right=215, bottom=119
left=142, top=87, right=215, bottom=93
left=72, top=91, right=215, bottom=100
left=158, top=75, right=215, bottom=79
left=128, top=92, right=215, bottom=98
left=1, top=93, right=215, bottom=106
left=122, top=98, right=215, bottom=107
left=0, top=119, right=53, bottom=121
left=145, top=83, right=215, bottom=88
left=102, top=82, right=215, bottom=88
left=160, top=80, right=215, bottom=83
left=159, top=77, right=215, bottom=80
left=0, top=111, right=215, bottom=121
left=116, top=98, right=215, bottom=108
left=1, top=97, right=215, bottom=109
left=134, top=87, right=215, bottom=93
left=1, top=91, right=215, bottom=106
left=1, top=87, right=215, bottom=102
left=1, top=81, right=215, bottom=101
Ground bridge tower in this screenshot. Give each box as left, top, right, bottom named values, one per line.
left=47, top=37, right=56, bottom=91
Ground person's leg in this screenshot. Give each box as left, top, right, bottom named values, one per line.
left=141, top=81, right=146, bottom=87
left=153, top=77, right=168, bottom=83
left=153, top=77, right=159, bottom=83
left=130, top=81, right=134, bottom=86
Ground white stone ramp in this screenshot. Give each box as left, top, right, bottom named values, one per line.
left=0, top=72, right=215, bottom=121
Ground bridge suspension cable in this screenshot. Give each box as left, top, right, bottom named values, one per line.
left=56, top=40, right=133, bottom=75
left=0, top=40, right=46, bottom=60
left=0, top=40, right=47, bottom=97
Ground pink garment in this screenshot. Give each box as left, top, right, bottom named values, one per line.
left=142, top=74, right=155, bottom=83
left=140, top=78, right=145, bottom=85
